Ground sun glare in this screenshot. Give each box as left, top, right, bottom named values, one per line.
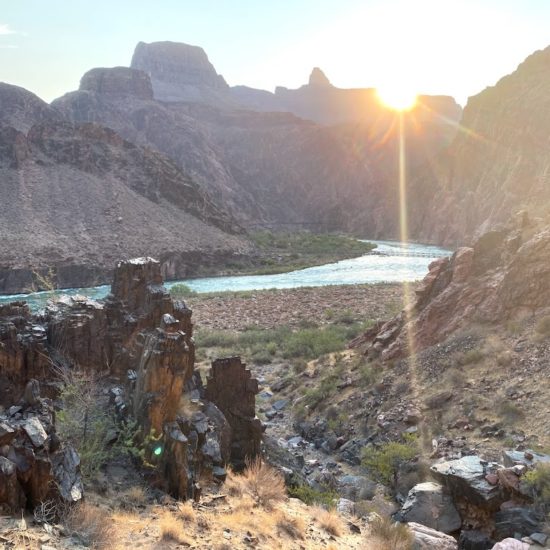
left=377, top=87, right=418, bottom=111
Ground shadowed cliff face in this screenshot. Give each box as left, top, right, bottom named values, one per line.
left=409, top=46, right=550, bottom=246
left=0, top=84, right=250, bottom=294
left=54, top=44, right=461, bottom=237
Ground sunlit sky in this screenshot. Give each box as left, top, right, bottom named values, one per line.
left=1, top=0, right=550, bottom=105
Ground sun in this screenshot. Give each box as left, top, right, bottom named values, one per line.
left=377, top=87, right=418, bottom=111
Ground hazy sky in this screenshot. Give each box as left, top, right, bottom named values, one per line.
left=1, top=0, right=550, bottom=104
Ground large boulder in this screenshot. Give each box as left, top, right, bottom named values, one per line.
left=408, top=522, right=458, bottom=550
left=396, top=482, right=461, bottom=534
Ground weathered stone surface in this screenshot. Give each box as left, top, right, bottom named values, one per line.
left=502, top=450, right=550, bottom=468
left=493, top=507, right=541, bottom=541
left=396, top=482, right=461, bottom=534
left=205, top=357, right=262, bottom=466
left=22, top=417, right=48, bottom=447
left=408, top=521, right=458, bottom=550
left=431, top=456, right=502, bottom=509
left=80, top=67, right=154, bottom=99
left=490, top=540, right=529, bottom=550
left=458, top=529, right=493, bottom=550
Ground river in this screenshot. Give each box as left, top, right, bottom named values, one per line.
left=0, top=240, right=451, bottom=312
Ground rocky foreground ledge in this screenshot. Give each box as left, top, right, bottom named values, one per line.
left=0, top=257, right=262, bottom=512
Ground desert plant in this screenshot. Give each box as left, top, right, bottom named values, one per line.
left=535, top=315, right=550, bottom=337
left=316, top=507, right=344, bottom=536
left=362, top=436, right=418, bottom=487
left=288, top=484, right=338, bottom=508
left=524, top=463, right=550, bottom=512
left=276, top=512, right=305, bottom=539
left=159, top=511, right=192, bottom=544
left=368, top=514, right=413, bottom=550
left=64, top=503, right=117, bottom=549
left=498, top=401, right=525, bottom=424
left=170, top=283, right=197, bottom=297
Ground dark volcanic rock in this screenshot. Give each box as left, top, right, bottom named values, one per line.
left=0, top=258, right=261, bottom=507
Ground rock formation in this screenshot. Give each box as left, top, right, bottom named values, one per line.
left=80, top=67, right=154, bottom=100
left=356, top=213, right=550, bottom=360
left=409, top=45, right=550, bottom=245
left=0, top=257, right=262, bottom=508
left=54, top=44, right=461, bottom=243
left=0, top=83, right=250, bottom=294
left=0, top=380, right=82, bottom=513
left=131, top=41, right=230, bottom=104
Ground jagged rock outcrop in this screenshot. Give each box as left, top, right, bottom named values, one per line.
left=0, top=380, right=82, bottom=513
left=357, top=214, right=550, bottom=360
left=0, top=258, right=261, bottom=507
left=205, top=357, right=262, bottom=467
left=131, top=41, right=230, bottom=104
left=80, top=67, right=154, bottom=100
left=308, top=67, right=332, bottom=87
left=410, top=45, right=550, bottom=245
left=0, top=83, right=250, bottom=294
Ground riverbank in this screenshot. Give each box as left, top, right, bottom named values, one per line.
left=208, top=232, right=376, bottom=277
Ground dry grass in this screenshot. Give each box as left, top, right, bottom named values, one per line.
left=367, top=514, right=413, bottom=550
left=119, top=486, right=147, bottom=509
left=177, top=501, right=196, bottom=523
left=276, top=511, right=306, bottom=540
left=225, top=458, right=286, bottom=510
left=315, top=507, right=345, bottom=537
left=159, top=510, right=192, bottom=545
left=64, top=503, right=117, bottom=549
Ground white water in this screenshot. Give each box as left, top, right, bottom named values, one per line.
left=0, top=240, right=450, bottom=312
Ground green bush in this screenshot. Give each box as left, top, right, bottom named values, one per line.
left=288, top=484, right=338, bottom=508
left=169, top=283, right=197, bottom=297
left=362, top=437, right=418, bottom=486
left=457, top=348, right=484, bottom=365
left=195, top=330, right=240, bottom=348
left=524, top=463, right=550, bottom=512
left=282, top=328, right=347, bottom=359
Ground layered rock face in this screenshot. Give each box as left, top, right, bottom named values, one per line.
left=0, top=83, right=250, bottom=294
left=410, top=45, right=550, bottom=245
left=80, top=67, right=154, bottom=100
left=54, top=49, right=461, bottom=239
left=0, top=258, right=262, bottom=506
left=131, top=41, right=230, bottom=104
left=356, top=213, right=549, bottom=360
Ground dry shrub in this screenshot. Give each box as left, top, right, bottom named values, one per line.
left=119, top=486, right=147, bottom=509
left=316, top=507, right=344, bottom=537
left=65, top=503, right=117, bottom=549
left=196, top=514, right=211, bottom=531
left=368, top=514, right=413, bottom=550
left=226, top=458, right=286, bottom=509
left=159, top=510, right=192, bottom=545
left=177, top=501, right=196, bottom=523
left=276, top=511, right=305, bottom=539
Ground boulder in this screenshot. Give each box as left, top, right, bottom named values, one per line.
left=396, top=482, right=461, bottom=534
left=431, top=456, right=502, bottom=509
left=502, top=450, right=550, bottom=468
left=408, top=522, right=458, bottom=549
left=458, top=530, right=493, bottom=550
left=490, top=540, right=529, bottom=550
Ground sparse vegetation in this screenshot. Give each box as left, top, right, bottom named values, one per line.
left=316, top=507, right=344, bottom=536
left=362, top=436, right=419, bottom=487
left=535, top=315, right=550, bottom=337
left=159, top=510, right=192, bottom=545
left=64, top=503, right=117, bottom=549
left=225, top=458, right=286, bottom=510
left=367, top=514, right=413, bottom=550
left=288, top=484, right=338, bottom=508
left=276, top=512, right=306, bottom=539
left=456, top=348, right=484, bottom=365
left=170, top=283, right=197, bottom=297
left=524, top=463, right=550, bottom=512
left=498, top=400, right=525, bottom=424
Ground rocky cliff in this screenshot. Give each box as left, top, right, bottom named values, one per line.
left=0, top=84, right=250, bottom=294
left=409, top=46, right=550, bottom=245
left=131, top=41, right=231, bottom=105
left=54, top=51, right=461, bottom=237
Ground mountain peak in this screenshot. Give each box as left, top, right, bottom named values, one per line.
left=308, top=67, right=332, bottom=87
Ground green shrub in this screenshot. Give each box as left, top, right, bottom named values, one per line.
left=362, top=437, right=418, bottom=486
left=498, top=401, right=525, bottom=424
left=524, top=463, right=550, bottom=512
left=169, top=283, right=197, bottom=297
left=457, top=348, right=484, bottom=365
left=195, top=330, right=240, bottom=348
left=282, top=328, right=347, bottom=359
left=288, top=484, right=338, bottom=508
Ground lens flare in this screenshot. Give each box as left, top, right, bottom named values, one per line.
left=377, top=87, right=418, bottom=111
